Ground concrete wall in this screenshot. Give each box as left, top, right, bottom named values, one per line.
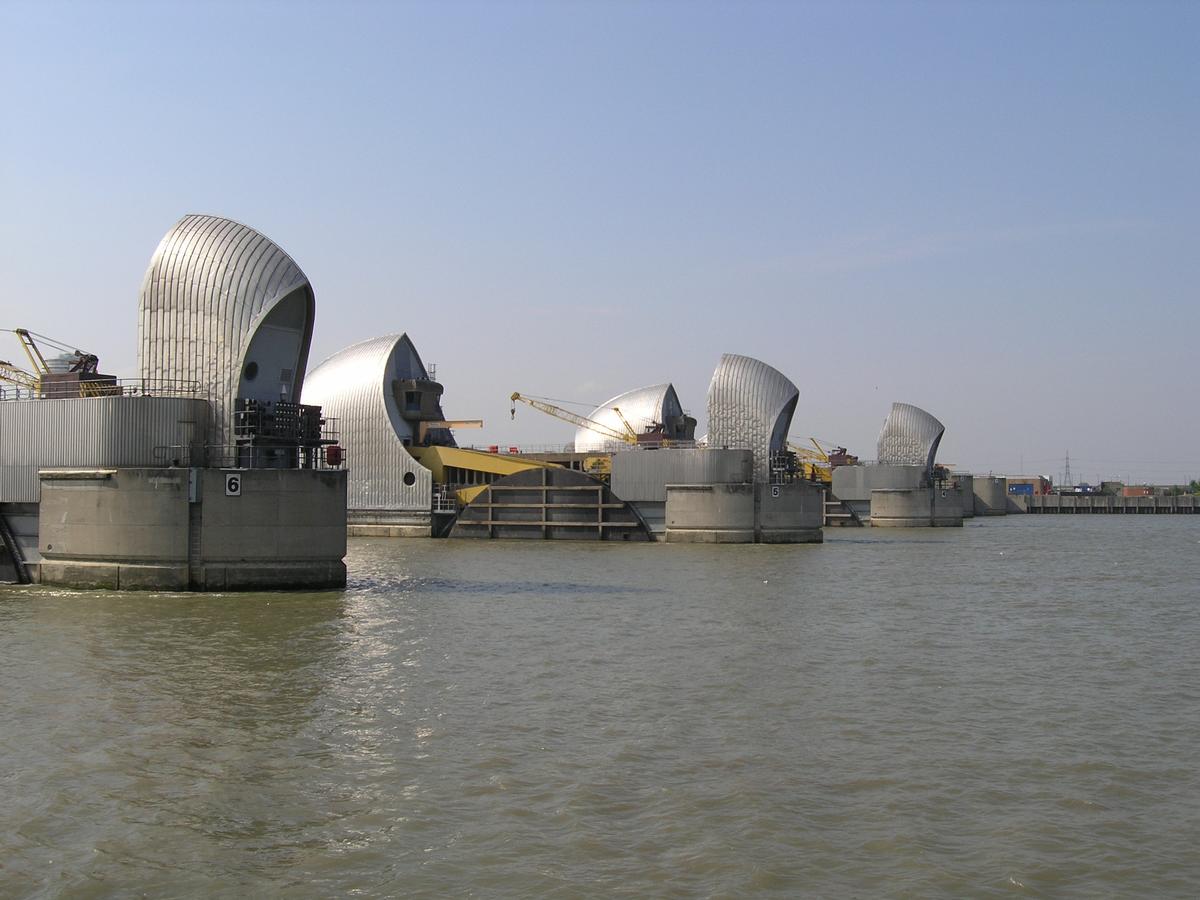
left=611, top=448, right=753, bottom=502
left=756, top=481, right=824, bottom=543
left=347, top=509, right=432, bottom=538
left=953, top=474, right=975, bottom=518
left=831, top=464, right=926, bottom=521
left=831, top=464, right=926, bottom=502
left=664, top=480, right=824, bottom=543
left=870, top=487, right=964, bottom=527
left=1027, top=494, right=1199, bottom=513
left=664, top=483, right=756, bottom=543
left=612, top=448, right=753, bottom=536
left=973, top=477, right=1008, bottom=516
left=37, top=467, right=346, bottom=590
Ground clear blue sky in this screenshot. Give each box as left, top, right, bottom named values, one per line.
left=2, top=0, right=1196, bottom=483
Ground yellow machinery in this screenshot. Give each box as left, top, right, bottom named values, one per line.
left=786, top=438, right=842, bottom=485
left=510, top=392, right=638, bottom=446
left=1, top=328, right=108, bottom=397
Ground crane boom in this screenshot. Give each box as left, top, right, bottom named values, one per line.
left=9, top=328, right=100, bottom=375
left=14, top=329, right=50, bottom=375
left=611, top=406, right=638, bottom=440
left=510, top=392, right=636, bottom=445
left=0, top=360, right=40, bottom=390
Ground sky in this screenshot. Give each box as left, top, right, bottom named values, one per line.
left=2, top=0, right=1196, bottom=484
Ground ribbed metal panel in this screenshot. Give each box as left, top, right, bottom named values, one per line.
left=138, top=214, right=314, bottom=448
left=301, top=334, right=433, bottom=512
left=706, top=354, right=799, bottom=482
left=876, top=402, right=945, bottom=474
left=0, top=396, right=210, bottom=502
left=610, top=448, right=754, bottom=502
left=574, top=383, right=685, bottom=452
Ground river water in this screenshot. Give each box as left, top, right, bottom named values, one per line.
left=2, top=516, right=1198, bottom=897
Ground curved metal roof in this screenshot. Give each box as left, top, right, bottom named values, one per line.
left=706, top=354, right=799, bottom=482
left=301, top=333, right=433, bottom=512
left=876, top=402, right=945, bottom=474
left=137, top=214, right=314, bottom=447
left=573, top=383, right=685, bottom=452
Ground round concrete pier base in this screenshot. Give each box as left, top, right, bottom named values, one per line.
left=870, top=487, right=964, bottom=527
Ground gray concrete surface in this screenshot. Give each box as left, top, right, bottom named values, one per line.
left=973, top=477, right=1008, bottom=516
left=870, top=487, right=964, bottom=527
left=36, top=467, right=347, bottom=590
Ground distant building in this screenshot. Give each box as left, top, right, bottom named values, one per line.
left=1007, top=476, right=1052, bottom=496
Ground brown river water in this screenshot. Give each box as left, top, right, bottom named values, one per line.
left=2, top=516, right=1199, bottom=897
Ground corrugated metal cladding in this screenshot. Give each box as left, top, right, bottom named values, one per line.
left=138, top=214, right=314, bottom=448
left=706, top=354, right=799, bottom=483
left=610, top=448, right=754, bottom=502
left=876, top=402, right=945, bottom=474
left=0, top=397, right=210, bottom=502
left=301, top=334, right=432, bottom=512
left=574, top=383, right=685, bottom=452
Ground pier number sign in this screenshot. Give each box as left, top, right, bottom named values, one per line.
left=225, top=472, right=242, bottom=497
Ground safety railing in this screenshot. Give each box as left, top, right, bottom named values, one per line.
left=0, top=377, right=206, bottom=401
left=153, top=442, right=347, bottom=471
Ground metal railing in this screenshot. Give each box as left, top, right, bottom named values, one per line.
left=153, top=443, right=347, bottom=471
left=459, top=439, right=702, bottom=455
left=0, top=377, right=205, bottom=402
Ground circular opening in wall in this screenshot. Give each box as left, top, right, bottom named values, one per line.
left=403, top=472, right=416, bottom=486
left=243, top=361, right=259, bottom=380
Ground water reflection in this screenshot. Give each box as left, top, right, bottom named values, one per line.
left=3, top=518, right=1200, bottom=896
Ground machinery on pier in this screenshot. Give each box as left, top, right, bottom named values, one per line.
left=0, top=328, right=117, bottom=398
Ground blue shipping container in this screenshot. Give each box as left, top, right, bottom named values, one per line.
left=1008, top=483, right=1034, bottom=495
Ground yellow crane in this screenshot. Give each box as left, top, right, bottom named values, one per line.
left=10, top=328, right=99, bottom=375
left=0, top=359, right=41, bottom=392
left=787, top=438, right=836, bottom=485
left=510, top=392, right=638, bottom=446
left=610, top=406, right=639, bottom=442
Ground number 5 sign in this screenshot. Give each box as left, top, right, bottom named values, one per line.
left=225, top=472, right=242, bottom=497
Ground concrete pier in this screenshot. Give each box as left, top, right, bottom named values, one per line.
left=870, top=487, right=964, bottom=527
left=36, top=467, right=347, bottom=590
left=664, top=480, right=824, bottom=543
left=973, top=477, right=1008, bottom=516
left=954, top=474, right=975, bottom=518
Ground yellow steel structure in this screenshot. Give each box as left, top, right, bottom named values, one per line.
left=510, top=392, right=636, bottom=445
left=0, top=360, right=40, bottom=391
left=408, top=444, right=563, bottom=505
left=788, top=439, right=834, bottom=485
left=14, top=329, right=50, bottom=375
left=611, top=406, right=638, bottom=441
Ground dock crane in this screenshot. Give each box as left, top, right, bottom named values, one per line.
left=510, top=392, right=639, bottom=446
left=9, top=328, right=100, bottom=376
left=1, top=328, right=110, bottom=398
